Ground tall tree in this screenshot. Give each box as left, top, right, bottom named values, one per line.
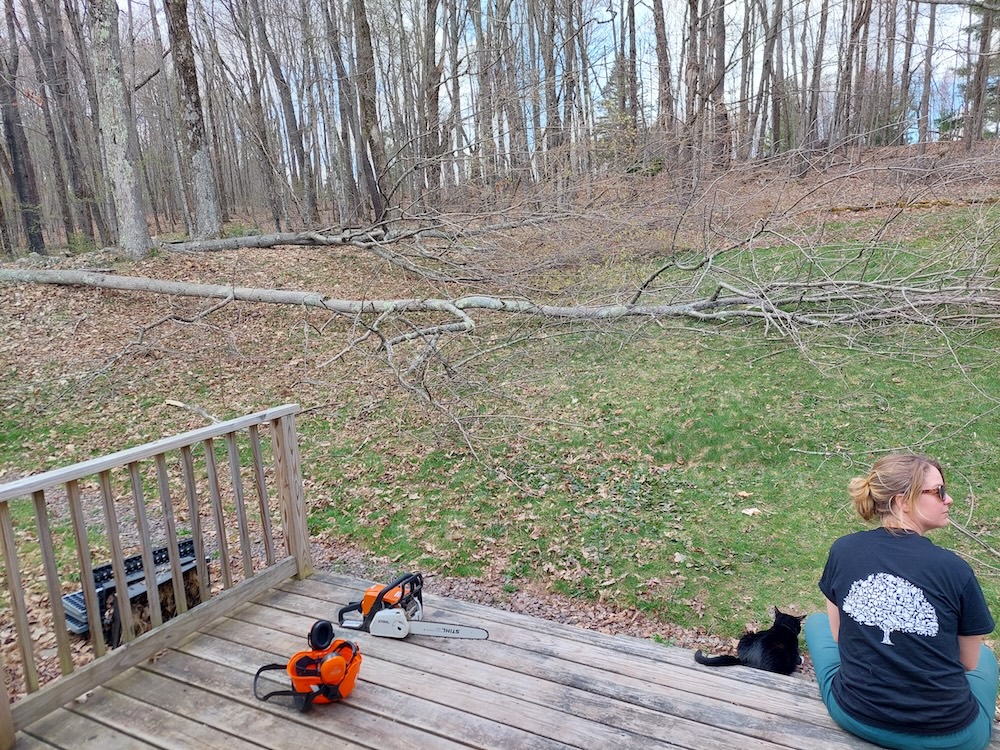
left=918, top=1, right=936, bottom=154
left=710, top=0, right=729, bottom=168
left=352, top=0, right=390, bottom=219
left=965, top=6, right=995, bottom=148
left=247, top=0, right=319, bottom=224
left=652, top=0, right=676, bottom=141
left=87, top=0, right=152, bottom=258
left=163, top=0, right=222, bottom=238
left=1, top=0, right=44, bottom=254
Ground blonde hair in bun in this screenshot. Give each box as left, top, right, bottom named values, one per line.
left=848, top=454, right=943, bottom=523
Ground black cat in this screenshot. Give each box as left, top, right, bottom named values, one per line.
left=693, top=607, right=805, bottom=675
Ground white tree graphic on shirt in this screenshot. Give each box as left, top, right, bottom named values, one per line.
left=842, top=572, right=939, bottom=645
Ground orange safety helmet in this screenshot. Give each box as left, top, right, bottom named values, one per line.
left=254, top=620, right=362, bottom=712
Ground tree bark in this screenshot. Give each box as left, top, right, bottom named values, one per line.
left=965, top=7, right=994, bottom=149
left=1, top=0, right=45, bottom=254
left=652, top=0, right=676, bottom=140
left=247, top=0, right=319, bottom=225
left=87, top=0, right=152, bottom=258
left=710, top=0, right=729, bottom=168
left=352, top=0, right=391, bottom=220
left=163, top=0, right=222, bottom=239
left=917, top=2, right=937, bottom=155
left=4, top=268, right=997, bottom=336
left=20, top=0, right=75, bottom=243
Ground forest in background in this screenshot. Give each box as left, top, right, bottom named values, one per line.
left=3, top=0, right=1000, bottom=258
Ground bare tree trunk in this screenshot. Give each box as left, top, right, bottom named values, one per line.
left=1, top=0, right=45, bottom=254
left=771, top=0, right=785, bottom=154
left=652, top=0, right=676, bottom=144
left=748, top=0, right=778, bottom=159
left=44, top=0, right=103, bottom=243
left=420, top=0, right=444, bottom=203
left=710, top=0, right=729, bottom=168
left=897, top=0, right=917, bottom=146
left=87, top=0, right=152, bottom=258
left=852, top=1, right=872, bottom=148
left=321, top=0, right=364, bottom=222
left=917, top=1, right=936, bottom=155
left=540, top=0, right=563, bottom=177
left=163, top=0, right=222, bottom=239
left=682, top=0, right=702, bottom=170
left=965, top=8, right=993, bottom=150
left=353, top=0, right=391, bottom=220
left=62, top=0, right=114, bottom=246
left=881, top=0, right=898, bottom=143
left=806, top=0, right=829, bottom=146
left=226, top=0, right=285, bottom=230
left=626, top=0, right=638, bottom=130
left=247, top=0, right=319, bottom=225
left=20, top=0, right=75, bottom=244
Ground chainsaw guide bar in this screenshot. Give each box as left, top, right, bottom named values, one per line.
left=337, top=572, right=489, bottom=640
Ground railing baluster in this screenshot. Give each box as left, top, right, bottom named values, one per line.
left=203, top=438, right=232, bottom=589
left=98, top=470, right=135, bottom=644
left=180, top=446, right=210, bottom=600
left=155, top=454, right=186, bottom=615
left=127, top=463, right=162, bottom=629
left=31, top=490, right=73, bottom=676
left=225, top=431, right=253, bottom=578
left=0, top=647, right=13, bottom=750
left=248, top=425, right=275, bottom=566
left=65, top=480, right=105, bottom=658
left=249, top=424, right=274, bottom=567
left=0, top=500, right=38, bottom=692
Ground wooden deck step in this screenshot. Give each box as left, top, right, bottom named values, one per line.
left=14, top=570, right=997, bottom=749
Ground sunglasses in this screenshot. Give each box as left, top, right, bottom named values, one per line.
left=920, top=485, right=947, bottom=501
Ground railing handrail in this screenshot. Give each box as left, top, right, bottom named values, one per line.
left=0, top=403, right=299, bottom=503
left=0, top=401, right=312, bottom=750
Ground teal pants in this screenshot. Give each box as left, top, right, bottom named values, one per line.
left=805, top=613, right=998, bottom=750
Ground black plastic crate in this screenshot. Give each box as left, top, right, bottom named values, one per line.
left=62, top=539, right=201, bottom=640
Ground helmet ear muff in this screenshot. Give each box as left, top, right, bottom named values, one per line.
left=319, top=651, right=347, bottom=684
left=308, top=620, right=335, bottom=651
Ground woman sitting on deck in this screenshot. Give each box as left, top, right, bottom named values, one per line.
left=805, top=453, right=999, bottom=750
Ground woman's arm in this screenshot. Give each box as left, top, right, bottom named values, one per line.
left=958, top=635, right=982, bottom=671
left=825, top=597, right=840, bottom=643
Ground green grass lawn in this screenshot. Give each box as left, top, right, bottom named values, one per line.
left=2, top=213, right=999, bottom=644
left=296, top=321, right=1000, bottom=638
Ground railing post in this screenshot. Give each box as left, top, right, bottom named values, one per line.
left=271, top=412, right=313, bottom=579
left=0, top=648, right=14, bottom=750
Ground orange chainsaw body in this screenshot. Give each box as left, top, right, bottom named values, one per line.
left=361, top=583, right=402, bottom=616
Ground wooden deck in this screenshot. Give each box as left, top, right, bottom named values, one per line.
left=12, top=570, right=898, bottom=750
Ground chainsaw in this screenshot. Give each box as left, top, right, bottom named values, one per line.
left=337, top=572, right=488, bottom=640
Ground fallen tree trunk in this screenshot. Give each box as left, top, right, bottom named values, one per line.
left=3, top=268, right=999, bottom=343
left=158, top=230, right=387, bottom=253
left=0, top=267, right=784, bottom=326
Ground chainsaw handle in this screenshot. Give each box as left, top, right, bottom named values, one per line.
left=370, top=572, right=422, bottom=615
left=336, top=600, right=363, bottom=627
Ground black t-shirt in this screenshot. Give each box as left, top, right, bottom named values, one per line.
left=819, top=528, right=995, bottom=735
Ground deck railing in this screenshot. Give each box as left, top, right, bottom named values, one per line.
left=0, top=404, right=313, bottom=749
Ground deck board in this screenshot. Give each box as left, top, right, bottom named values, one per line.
left=13, top=570, right=998, bottom=749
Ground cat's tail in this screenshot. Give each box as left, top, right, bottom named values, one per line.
left=693, top=649, right=741, bottom=667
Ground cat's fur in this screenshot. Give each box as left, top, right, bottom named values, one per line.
left=693, top=607, right=805, bottom=675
